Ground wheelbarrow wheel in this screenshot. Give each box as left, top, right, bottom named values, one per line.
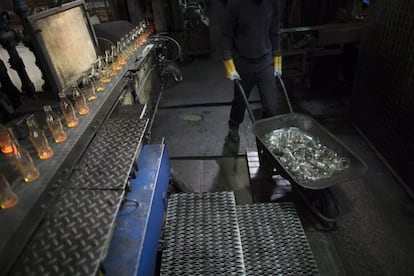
left=295, top=186, right=339, bottom=230
left=313, top=189, right=339, bottom=229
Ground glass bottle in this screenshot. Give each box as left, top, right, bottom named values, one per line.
left=11, top=142, right=40, bottom=182
left=72, top=84, right=89, bottom=115
left=101, top=51, right=112, bottom=84
left=93, top=60, right=105, bottom=93
left=59, top=92, right=79, bottom=128
left=44, top=105, right=67, bottom=143
left=26, top=116, right=53, bottom=160
left=110, top=45, right=118, bottom=76
left=117, top=41, right=127, bottom=66
left=82, top=73, right=97, bottom=101
left=124, top=34, right=132, bottom=56
left=0, top=123, right=13, bottom=154
left=136, top=27, right=142, bottom=47
left=0, top=174, right=18, bottom=209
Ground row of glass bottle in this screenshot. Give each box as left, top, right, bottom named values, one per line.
left=0, top=82, right=101, bottom=210
left=98, top=19, right=156, bottom=83
left=0, top=20, right=156, bottom=209
left=0, top=79, right=94, bottom=201
left=0, top=124, right=36, bottom=209
left=0, top=78, right=103, bottom=210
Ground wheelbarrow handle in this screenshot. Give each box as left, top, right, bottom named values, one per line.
left=234, top=79, right=256, bottom=123
left=277, top=75, right=294, bottom=114
left=235, top=77, right=294, bottom=123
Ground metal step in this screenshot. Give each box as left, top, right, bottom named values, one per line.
left=237, top=202, right=319, bottom=275
left=161, top=192, right=319, bottom=275
left=160, top=192, right=246, bottom=275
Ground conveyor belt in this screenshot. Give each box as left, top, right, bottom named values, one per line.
left=10, top=189, right=124, bottom=275
left=0, top=45, right=156, bottom=275
left=9, top=116, right=148, bottom=275
left=68, top=118, right=148, bottom=190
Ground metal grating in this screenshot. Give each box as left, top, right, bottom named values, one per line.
left=10, top=189, right=124, bottom=276
left=237, top=202, right=319, bottom=275
left=67, top=118, right=148, bottom=189
left=160, top=192, right=246, bottom=275
left=351, top=0, right=414, bottom=194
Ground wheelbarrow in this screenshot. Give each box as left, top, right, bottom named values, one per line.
left=235, top=77, right=368, bottom=228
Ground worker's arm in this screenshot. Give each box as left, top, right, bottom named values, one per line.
left=270, top=0, right=282, bottom=77
left=221, top=0, right=241, bottom=80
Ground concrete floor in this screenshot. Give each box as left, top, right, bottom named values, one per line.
left=151, top=55, right=414, bottom=275
left=150, top=2, right=414, bottom=275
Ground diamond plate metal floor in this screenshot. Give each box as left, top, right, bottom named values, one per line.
left=68, top=118, right=148, bottom=190
left=10, top=189, right=124, bottom=275
left=161, top=192, right=319, bottom=275
left=9, top=116, right=148, bottom=275
left=160, top=192, right=246, bottom=275
left=237, top=203, right=319, bottom=275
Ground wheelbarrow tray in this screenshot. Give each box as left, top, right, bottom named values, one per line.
left=253, top=112, right=368, bottom=190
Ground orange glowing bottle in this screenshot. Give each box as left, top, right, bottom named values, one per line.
left=11, top=141, right=40, bottom=182
left=26, top=116, right=53, bottom=160
left=118, top=41, right=127, bottom=66
left=101, top=52, right=112, bottom=84
left=94, top=57, right=106, bottom=92
left=59, top=92, right=79, bottom=127
left=0, top=174, right=18, bottom=209
left=0, top=123, right=13, bottom=154
left=110, top=45, right=119, bottom=76
left=44, top=105, right=67, bottom=143
left=82, top=73, right=97, bottom=102
left=72, top=84, right=89, bottom=115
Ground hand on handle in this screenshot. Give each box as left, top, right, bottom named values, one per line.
left=223, top=59, right=241, bottom=80
left=274, top=56, right=282, bottom=77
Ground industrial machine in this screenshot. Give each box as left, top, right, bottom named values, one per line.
left=280, top=22, right=364, bottom=89
left=151, top=0, right=211, bottom=57
left=0, top=1, right=174, bottom=274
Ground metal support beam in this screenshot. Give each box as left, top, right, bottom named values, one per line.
left=104, top=144, right=171, bottom=276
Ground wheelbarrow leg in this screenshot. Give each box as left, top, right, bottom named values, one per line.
left=256, top=138, right=275, bottom=173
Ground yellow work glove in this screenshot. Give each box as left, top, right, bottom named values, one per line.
left=223, top=59, right=241, bottom=80
left=274, top=56, right=282, bottom=77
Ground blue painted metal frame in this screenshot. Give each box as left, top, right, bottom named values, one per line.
left=104, top=144, right=170, bottom=276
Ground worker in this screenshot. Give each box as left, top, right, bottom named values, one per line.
left=221, top=0, right=282, bottom=143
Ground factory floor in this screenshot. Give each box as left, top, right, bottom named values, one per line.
left=150, top=55, right=414, bottom=276
left=150, top=2, right=414, bottom=275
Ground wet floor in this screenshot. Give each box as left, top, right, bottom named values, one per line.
left=150, top=2, right=414, bottom=274
left=150, top=54, right=414, bottom=275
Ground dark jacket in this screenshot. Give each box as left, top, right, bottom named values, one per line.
left=222, top=0, right=281, bottom=60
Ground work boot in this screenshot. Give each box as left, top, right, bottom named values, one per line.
left=226, top=128, right=240, bottom=143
